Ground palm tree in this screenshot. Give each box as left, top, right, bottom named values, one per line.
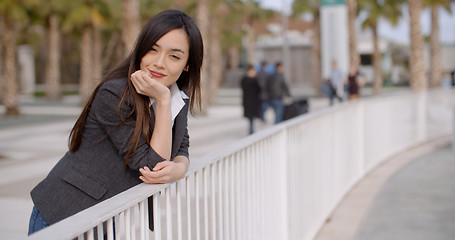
left=2, top=17, right=19, bottom=116
left=45, top=12, right=62, bottom=100
left=347, top=0, right=360, bottom=68
left=292, top=0, right=322, bottom=96
left=0, top=0, right=35, bottom=116
left=121, top=0, right=140, bottom=56
left=62, top=0, right=110, bottom=105
left=208, top=1, right=228, bottom=104
left=423, top=0, right=452, bottom=87
left=245, top=0, right=257, bottom=65
left=408, top=0, right=426, bottom=91
left=196, top=0, right=210, bottom=114
left=358, top=0, right=404, bottom=94
left=0, top=15, right=4, bottom=105
left=34, top=0, right=71, bottom=101
left=222, top=1, right=244, bottom=70
left=173, top=0, right=187, bottom=10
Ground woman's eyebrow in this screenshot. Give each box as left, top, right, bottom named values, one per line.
left=154, top=43, right=185, bottom=54
left=171, top=48, right=185, bottom=54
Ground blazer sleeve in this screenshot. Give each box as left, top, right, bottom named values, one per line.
left=177, top=124, right=189, bottom=159
left=91, top=82, right=166, bottom=170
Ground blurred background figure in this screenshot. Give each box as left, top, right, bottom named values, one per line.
left=257, top=61, right=270, bottom=121
left=266, top=62, right=290, bottom=124
left=348, top=64, right=360, bottom=100
left=329, top=60, right=344, bottom=105
left=241, top=64, right=261, bottom=134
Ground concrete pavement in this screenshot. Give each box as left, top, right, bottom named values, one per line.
left=354, top=139, right=455, bottom=240
left=315, top=135, right=455, bottom=240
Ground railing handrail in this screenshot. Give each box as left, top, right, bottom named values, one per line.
left=27, top=88, right=455, bottom=240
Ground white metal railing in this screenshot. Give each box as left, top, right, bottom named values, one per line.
left=27, top=89, right=455, bottom=240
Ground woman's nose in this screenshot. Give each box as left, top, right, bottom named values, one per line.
left=154, top=53, right=165, bottom=68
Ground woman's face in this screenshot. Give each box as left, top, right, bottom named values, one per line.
left=140, top=28, right=190, bottom=87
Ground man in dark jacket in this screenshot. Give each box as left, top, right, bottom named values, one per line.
left=266, top=62, right=290, bottom=124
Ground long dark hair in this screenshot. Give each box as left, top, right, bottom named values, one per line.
left=69, top=10, right=204, bottom=167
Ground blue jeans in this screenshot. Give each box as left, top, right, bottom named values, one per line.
left=28, top=206, right=49, bottom=235
left=260, top=100, right=269, bottom=120
left=329, top=90, right=343, bottom=106
left=248, top=118, right=254, bottom=135
left=269, top=98, right=284, bottom=124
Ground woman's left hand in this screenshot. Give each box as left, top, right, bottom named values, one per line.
left=139, top=157, right=189, bottom=184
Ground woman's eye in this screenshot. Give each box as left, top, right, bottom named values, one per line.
left=171, top=55, right=181, bottom=60
left=151, top=48, right=157, bottom=52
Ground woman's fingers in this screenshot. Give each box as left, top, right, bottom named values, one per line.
left=130, top=70, right=170, bottom=99
left=153, top=161, right=172, bottom=171
left=131, top=70, right=152, bottom=95
left=139, top=163, right=173, bottom=184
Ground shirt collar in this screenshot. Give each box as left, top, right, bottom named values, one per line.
left=149, top=83, right=188, bottom=125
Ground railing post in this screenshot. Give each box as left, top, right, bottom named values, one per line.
left=453, top=106, right=455, bottom=151
left=278, top=128, right=289, bottom=239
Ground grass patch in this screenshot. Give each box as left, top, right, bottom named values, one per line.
left=33, top=91, right=79, bottom=97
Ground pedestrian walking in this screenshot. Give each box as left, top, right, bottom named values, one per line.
left=257, top=61, right=269, bottom=121
left=241, top=64, right=261, bottom=134
left=266, top=62, right=291, bottom=124
left=28, top=9, right=204, bottom=235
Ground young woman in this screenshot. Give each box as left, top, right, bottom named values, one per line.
left=28, top=9, right=203, bottom=234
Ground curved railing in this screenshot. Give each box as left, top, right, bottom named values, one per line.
left=28, top=89, right=455, bottom=240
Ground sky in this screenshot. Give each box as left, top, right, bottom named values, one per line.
left=259, top=0, right=455, bottom=44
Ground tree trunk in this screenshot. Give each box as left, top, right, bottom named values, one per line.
left=408, top=0, right=426, bottom=91
left=45, top=12, right=61, bottom=100
left=3, top=19, right=19, bottom=116
left=79, top=25, right=93, bottom=106
left=246, top=25, right=256, bottom=65
left=93, top=24, right=103, bottom=87
left=429, top=4, right=441, bottom=87
left=246, top=0, right=256, bottom=65
left=102, top=32, right=120, bottom=69
left=312, top=10, right=322, bottom=97
left=372, top=25, right=382, bottom=95
left=122, top=0, right=141, bottom=57
left=173, top=0, right=187, bottom=9
left=208, top=12, right=224, bottom=104
left=196, top=0, right=210, bottom=114
left=347, top=0, right=359, bottom=67
left=228, top=46, right=240, bottom=70
left=0, top=16, right=5, bottom=105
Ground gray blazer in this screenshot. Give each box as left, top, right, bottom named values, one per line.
left=31, top=78, right=190, bottom=225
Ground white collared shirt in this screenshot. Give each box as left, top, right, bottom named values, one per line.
left=149, top=83, right=189, bottom=126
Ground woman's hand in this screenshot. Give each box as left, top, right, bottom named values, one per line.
left=139, top=156, right=189, bottom=184
left=131, top=70, right=170, bottom=102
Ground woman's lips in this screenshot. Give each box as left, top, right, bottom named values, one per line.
left=149, top=70, right=166, bottom=78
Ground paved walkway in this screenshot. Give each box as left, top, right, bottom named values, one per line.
left=315, top=136, right=455, bottom=240
left=354, top=140, right=455, bottom=240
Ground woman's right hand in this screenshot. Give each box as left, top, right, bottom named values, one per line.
left=131, top=70, right=170, bottom=102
